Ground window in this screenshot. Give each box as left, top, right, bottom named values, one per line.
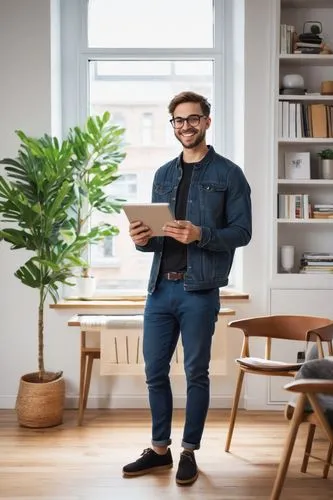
left=88, top=0, right=213, bottom=49
left=106, top=174, right=138, bottom=202
left=141, top=113, right=153, bottom=146
left=90, top=236, right=116, bottom=266
left=61, top=0, right=237, bottom=295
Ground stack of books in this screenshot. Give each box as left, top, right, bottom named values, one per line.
left=294, top=32, right=323, bottom=55
left=280, top=24, right=296, bottom=54
left=312, top=204, right=333, bottom=219
left=300, top=252, right=333, bottom=274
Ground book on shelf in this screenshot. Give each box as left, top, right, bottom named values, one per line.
left=298, top=33, right=322, bottom=44
left=302, top=261, right=333, bottom=266
left=281, top=101, right=289, bottom=138
left=284, top=152, right=310, bottom=179
left=280, top=24, right=295, bottom=55
left=302, top=252, right=333, bottom=260
left=278, top=193, right=310, bottom=219
left=311, top=104, right=327, bottom=138
left=293, top=48, right=321, bottom=54
left=300, top=267, right=333, bottom=274
left=312, top=212, right=333, bottom=219
left=295, top=42, right=323, bottom=49
left=288, top=102, right=296, bottom=138
left=313, top=204, right=333, bottom=210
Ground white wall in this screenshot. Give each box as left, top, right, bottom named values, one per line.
left=0, top=0, right=274, bottom=410
left=0, top=0, right=54, bottom=407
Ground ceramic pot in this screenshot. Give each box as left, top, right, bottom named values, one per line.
left=76, top=276, right=96, bottom=299
left=319, top=159, right=333, bottom=180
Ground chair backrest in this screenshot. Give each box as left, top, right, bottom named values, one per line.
left=228, top=315, right=332, bottom=360
left=306, top=323, right=333, bottom=358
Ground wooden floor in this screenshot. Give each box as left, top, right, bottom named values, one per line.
left=0, top=409, right=332, bottom=500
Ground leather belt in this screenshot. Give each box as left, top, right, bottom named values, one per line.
left=162, top=272, right=185, bottom=281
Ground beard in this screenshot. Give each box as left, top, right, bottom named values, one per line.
left=174, top=128, right=206, bottom=149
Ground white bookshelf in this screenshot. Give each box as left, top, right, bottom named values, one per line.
left=273, top=0, right=333, bottom=284
left=279, top=95, right=333, bottom=101
left=279, top=54, right=333, bottom=66
left=277, top=219, right=333, bottom=224
left=278, top=179, right=333, bottom=185
left=279, top=138, right=333, bottom=144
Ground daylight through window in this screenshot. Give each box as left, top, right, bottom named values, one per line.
left=79, top=0, right=225, bottom=294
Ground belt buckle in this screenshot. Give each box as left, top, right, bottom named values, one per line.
left=167, top=272, right=183, bottom=281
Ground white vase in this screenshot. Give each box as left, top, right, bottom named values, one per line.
left=319, top=159, right=333, bottom=180
left=280, top=245, right=295, bottom=273
left=282, top=74, right=304, bottom=89
left=76, top=276, right=96, bottom=299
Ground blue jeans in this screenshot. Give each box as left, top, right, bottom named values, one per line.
left=143, top=278, right=220, bottom=450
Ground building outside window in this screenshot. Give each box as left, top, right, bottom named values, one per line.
left=141, top=113, right=153, bottom=146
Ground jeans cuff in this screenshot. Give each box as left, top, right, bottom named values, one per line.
left=152, top=438, right=172, bottom=447
left=181, top=440, right=200, bottom=450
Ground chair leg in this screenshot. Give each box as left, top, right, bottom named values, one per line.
left=322, top=442, right=333, bottom=479
left=78, top=352, right=87, bottom=426
left=301, top=423, right=316, bottom=473
left=270, top=394, right=306, bottom=500
left=225, top=369, right=245, bottom=452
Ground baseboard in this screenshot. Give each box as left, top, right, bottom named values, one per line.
left=243, top=395, right=286, bottom=411
left=0, top=393, right=287, bottom=410
left=0, top=394, right=237, bottom=410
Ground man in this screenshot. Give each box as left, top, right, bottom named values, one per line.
left=123, top=91, right=252, bottom=485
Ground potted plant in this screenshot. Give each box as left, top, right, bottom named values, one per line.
left=0, top=112, right=125, bottom=427
left=64, top=117, right=126, bottom=298
left=318, top=149, right=333, bottom=179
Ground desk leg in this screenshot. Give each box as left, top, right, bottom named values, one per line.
left=78, top=332, right=87, bottom=426
left=82, top=355, right=94, bottom=415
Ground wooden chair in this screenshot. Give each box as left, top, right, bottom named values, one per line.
left=225, top=315, right=332, bottom=452
left=306, top=322, right=333, bottom=360
left=294, top=323, right=333, bottom=478
left=270, top=378, right=333, bottom=500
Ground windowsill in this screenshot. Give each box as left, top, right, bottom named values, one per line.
left=50, top=288, right=249, bottom=309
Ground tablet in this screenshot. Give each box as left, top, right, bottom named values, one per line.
left=123, top=203, right=175, bottom=236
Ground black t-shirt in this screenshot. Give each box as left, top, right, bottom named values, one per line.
left=159, top=161, right=194, bottom=274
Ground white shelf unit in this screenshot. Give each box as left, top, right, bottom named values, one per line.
left=280, top=54, right=333, bottom=66
left=273, top=0, right=333, bottom=282
left=279, top=95, right=333, bottom=101
left=279, top=138, right=333, bottom=144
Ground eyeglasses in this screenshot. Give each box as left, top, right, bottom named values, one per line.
left=169, top=114, right=206, bottom=129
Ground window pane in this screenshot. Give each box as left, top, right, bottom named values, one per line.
left=88, top=0, right=214, bottom=48
left=89, top=60, right=213, bottom=292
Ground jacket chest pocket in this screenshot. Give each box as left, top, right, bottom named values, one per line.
left=199, top=182, right=227, bottom=217
left=153, top=182, right=174, bottom=203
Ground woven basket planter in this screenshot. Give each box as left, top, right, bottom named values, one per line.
left=16, top=372, right=65, bottom=428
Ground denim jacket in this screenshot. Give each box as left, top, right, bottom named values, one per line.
left=136, top=146, right=252, bottom=293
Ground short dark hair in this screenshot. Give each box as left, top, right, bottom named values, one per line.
left=168, top=91, right=211, bottom=117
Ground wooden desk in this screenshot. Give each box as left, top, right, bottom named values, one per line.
left=68, top=308, right=235, bottom=425
left=52, top=289, right=249, bottom=310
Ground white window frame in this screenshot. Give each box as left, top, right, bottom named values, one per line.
left=60, top=0, right=243, bottom=292
left=61, top=0, right=227, bottom=149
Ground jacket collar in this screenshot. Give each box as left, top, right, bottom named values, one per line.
left=176, top=145, right=215, bottom=169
